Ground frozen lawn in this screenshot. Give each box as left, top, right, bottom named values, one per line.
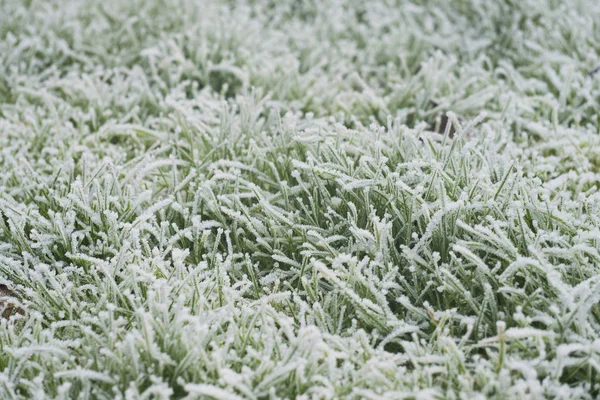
left=1, top=0, right=600, bottom=398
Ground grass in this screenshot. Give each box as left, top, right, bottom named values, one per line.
left=1, top=0, right=600, bottom=398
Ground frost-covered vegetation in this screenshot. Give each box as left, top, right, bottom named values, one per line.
left=1, top=0, right=600, bottom=398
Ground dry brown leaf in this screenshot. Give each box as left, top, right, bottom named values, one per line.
left=0, top=284, right=22, bottom=319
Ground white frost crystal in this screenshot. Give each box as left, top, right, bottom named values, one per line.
left=1, top=0, right=600, bottom=398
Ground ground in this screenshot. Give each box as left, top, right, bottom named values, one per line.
left=1, top=0, right=600, bottom=399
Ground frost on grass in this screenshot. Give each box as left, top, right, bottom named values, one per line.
left=1, top=0, right=600, bottom=399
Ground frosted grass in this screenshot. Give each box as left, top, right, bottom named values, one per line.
left=1, top=0, right=600, bottom=398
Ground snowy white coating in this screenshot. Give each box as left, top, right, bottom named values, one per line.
left=1, top=0, right=600, bottom=398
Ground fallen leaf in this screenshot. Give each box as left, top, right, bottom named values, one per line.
left=0, top=284, right=22, bottom=319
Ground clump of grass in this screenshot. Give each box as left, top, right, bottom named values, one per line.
left=1, top=0, right=600, bottom=398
